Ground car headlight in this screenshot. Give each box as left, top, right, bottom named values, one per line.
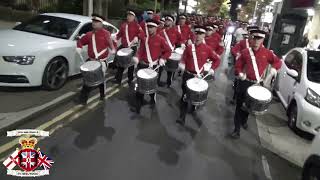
left=305, top=88, right=320, bottom=108
left=3, top=56, right=35, bottom=65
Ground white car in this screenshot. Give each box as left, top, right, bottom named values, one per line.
left=302, top=133, right=320, bottom=179
left=0, top=13, right=118, bottom=90
left=274, top=48, right=320, bottom=135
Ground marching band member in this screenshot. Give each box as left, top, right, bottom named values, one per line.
left=157, top=17, right=165, bottom=34
left=113, top=9, right=145, bottom=85
left=76, top=14, right=116, bottom=105
left=231, top=29, right=282, bottom=139
left=130, top=19, right=172, bottom=114
left=140, top=9, right=154, bottom=37
left=177, top=14, right=193, bottom=44
left=204, top=24, right=224, bottom=56
left=234, top=22, right=248, bottom=44
left=158, top=15, right=183, bottom=87
left=176, top=26, right=221, bottom=126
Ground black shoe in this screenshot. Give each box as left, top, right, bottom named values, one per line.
left=100, top=96, right=105, bottom=101
left=230, top=131, right=240, bottom=139
left=130, top=107, right=140, bottom=114
left=79, top=100, right=87, bottom=106
left=112, top=79, right=121, bottom=85
left=242, top=123, right=248, bottom=130
left=176, top=118, right=185, bottom=126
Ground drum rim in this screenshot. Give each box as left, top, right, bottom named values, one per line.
left=186, top=78, right=209, bottom=91
left=80, top=61, right=102, bottom=71
left=247, top=85, right=272, bottom=101
left=137, top=68, right=158, bottom=79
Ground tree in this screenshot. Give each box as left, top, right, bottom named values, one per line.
left=197, top=0, right=227, bottom=16
left=238, top=0, right=272, bottom=22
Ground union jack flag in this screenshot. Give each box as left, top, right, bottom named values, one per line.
left=37, top=151, right=54, bottom=170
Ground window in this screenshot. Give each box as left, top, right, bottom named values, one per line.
left=78, top=23, right=93, bottom=36
left=104, top=25, right=117, bottom=34
left=307, top=51, right=320, bottom=83
left=284, top=50, right=303, bottom=81
left=14, top=15, right=80, bottom=39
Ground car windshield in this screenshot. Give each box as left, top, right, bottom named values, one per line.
left=307, top=51, right=320, bottom=83
left=13, top=15, right=80, bottom=39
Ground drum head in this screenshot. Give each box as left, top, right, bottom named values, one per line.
left=137, top=68, right=157, bottom=79
left=169, top=53, right=182, bottom=61
left=117, top=48, right=133, bottom=56
left=80, top=61, right=101, bottom=71
left=187, top=78, right=208, bottom=92
left=174, top=48, right=184, bottom=55
left=247, top=85, right=272, bottom=101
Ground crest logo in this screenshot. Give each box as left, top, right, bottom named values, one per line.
left=3, top=129, right=54, bottom=177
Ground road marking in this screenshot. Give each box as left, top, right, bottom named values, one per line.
left=0, top=79, right=129, bottom=157
left=262, top=155, right=273, bottom=180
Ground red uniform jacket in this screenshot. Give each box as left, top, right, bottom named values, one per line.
left=205, top=34, right=224, bottom=55
left=116, top=21, right=145, bottom=47
left=77, top=28, right=111, bottom=60
left=177, top=24, right=192, bottom=43
left=140, top=21, right=148, bottom=37
left=181, top=42, right=221, bottom=73
left=235, top=46, right=282, bottom=81
left=157, top=27, right=164, bottom=34
left=231, top=39, right=249, bottom=57
left=137, top=34, right=172, bottom=64
left=159, top=27, right=182, bottom=50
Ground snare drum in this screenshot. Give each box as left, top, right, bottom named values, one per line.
left=115, top=48, right=133, bottom=67
left=165, top=53, right=182, bottom=72
left=137, top=68, right=158, bottom=94
left=80, top=61, right=105, bottom=87
left=245, top=85, right=272, bottom=115
left=186, top=77, right=209, bottom=106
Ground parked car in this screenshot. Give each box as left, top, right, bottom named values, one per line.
left=274, top=48, right=320, bottom=135
left=302, top=133, right=320, bottom=180
left=0, top=13, right=118, bottom=90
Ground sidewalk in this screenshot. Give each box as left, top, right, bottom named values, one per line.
left=0, top=20, right=15, bottom=29
left=256, top=100, right=312, bottom=167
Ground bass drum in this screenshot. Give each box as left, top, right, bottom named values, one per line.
left=245, top=85, right=272, bottom=115
left=80, top=61, right=105, bottom=87
left=136, top=68, right=158, bottom=94
left=186, top=77, right=209, bottom=106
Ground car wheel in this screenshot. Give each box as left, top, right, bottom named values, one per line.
left=288, top=103, right=298, bottom=131
left=42, top=57, right=68, bottom=90
left=302, top=165, right=320, bottom=180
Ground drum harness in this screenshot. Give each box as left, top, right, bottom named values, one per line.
left=163, top=29, right=175, bottom=52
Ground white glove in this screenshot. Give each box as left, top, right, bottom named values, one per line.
left=208, top=69, right=215, bottom=76
left=159, top=58, right=166, bottom=66
left=239, top=72, right=246, bottom=81
left=181, top=44, right=186, bottom=49
left=132, top=56, right=139, bottom=65
left=187, top=39, right=193, bottom=45
left=149, top=61, right=155, bottom=68
left=132, top=36, right=139, bottom=44
left=110, top=49, right=116, bottom=54
left=178, top=63, right=185, bottom=71
left=235, top=53, right=241, bottom=60
left=269, top=67, right=278, bottom=77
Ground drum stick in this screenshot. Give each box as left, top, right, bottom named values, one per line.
left=153, top=65, right=161, bottom=71
left=202, top=73, right=210, bottom=80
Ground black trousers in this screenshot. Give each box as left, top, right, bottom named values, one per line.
left=135, top=63, right=157, bottom=112
left=80, top=83, right=105, bottom=103
left=233, top=80, right=255, bottom=133
left=157, top=67, right=174, bottom=86
left=114, top=45, right=137, bottom=83
left=178, top=72, right=197, bottom=121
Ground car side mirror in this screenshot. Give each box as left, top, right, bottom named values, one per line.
left=286, top=69, right=299, bottom=79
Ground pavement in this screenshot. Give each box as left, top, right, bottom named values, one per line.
left=0, top=35, right=303, bottom=179
left=0, top=20, right=14, bottom=30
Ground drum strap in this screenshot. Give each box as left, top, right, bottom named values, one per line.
left=177, top=25, right=181, bottom=33
left=248, top=47, right=261, bottom=83
left=191, top=44, right=203, bottom=77
left=163, top=29, right=174, bottom=51
left=245, top=39, right=249, bottom=49
left=145, top=23, right=149, bottom=37
left=125, top=24, right=132, bottom=47
left=92, top=33, right=108, bottom=59
left=145, top=37, right=153, bottom=64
